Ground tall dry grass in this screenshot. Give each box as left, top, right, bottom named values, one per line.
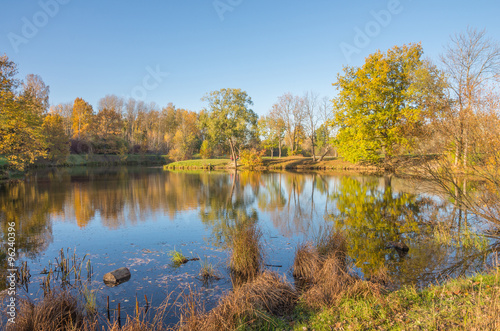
left=229, top=223, right=263, bottom=281
left=178, top=271, right=297, bottom=331
left=11, top=290, right=89, bottom=331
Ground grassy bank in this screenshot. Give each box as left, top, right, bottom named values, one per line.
left=165, top=156, right=378, bottom=172
left=289, top=269, right=500, bottom=330
left=165, top=158, right=231, bottom=170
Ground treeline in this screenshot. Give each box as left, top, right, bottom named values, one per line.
left=1, top=27, right=499, bottom=173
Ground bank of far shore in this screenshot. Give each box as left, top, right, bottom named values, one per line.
left=0, top=154, right=169, bottom=179
left=165, top=156, right=380, bottom=172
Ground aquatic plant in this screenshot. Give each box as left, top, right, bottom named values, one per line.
left=169, top=248, right=188, bottom=266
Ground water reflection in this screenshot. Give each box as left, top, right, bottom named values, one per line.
left=0, top=167, right=495, bottom=294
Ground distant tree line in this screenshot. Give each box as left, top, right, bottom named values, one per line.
left=1, top=27, right=499, bottom=174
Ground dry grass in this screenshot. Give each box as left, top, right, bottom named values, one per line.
left=12, top=290, right=87, bottom=331
left=301, top=252, right=384, bottom=310
left=293, top=229, right=384, bottom=311
left=292, top=242, right=321, bottom=286
left=314, top=226, right=347, bottom=264
left=229, top=223, right=263, bottom=281
left=178, top=271, right=297, bottom=331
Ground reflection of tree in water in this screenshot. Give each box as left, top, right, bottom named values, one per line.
left=256, top=172, right=322, bottom=236
left=198, top=171, right=259, bottom=246
left=0, top=180, right=54, bottom=290
left=328, top=176, right=491, bottom=287
left=1, top=168, right=494, bottom=291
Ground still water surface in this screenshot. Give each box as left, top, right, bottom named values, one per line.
left=0, top=166, right=492, bottom=322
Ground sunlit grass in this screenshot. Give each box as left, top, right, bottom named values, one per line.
left=294, top=267, right=500, bottom=330
left=166, top=159, right=230, bottom=169
left=229, top=223, right=263, bottom=280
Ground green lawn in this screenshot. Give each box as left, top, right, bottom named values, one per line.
left=165, top=159, right=231, bottom=169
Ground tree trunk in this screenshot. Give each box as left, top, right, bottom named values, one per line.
left=463, top=126, right=468, bottom=169
left=311, top=136, right=316, bottom=162
left=318, top=145, right=330, bottom=162
left=279, top=140, right=282, bottom=158
left=229, top=139, right=237, bottom=171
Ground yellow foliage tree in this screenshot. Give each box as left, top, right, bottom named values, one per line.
left=42, top=113, right=70, bottom=163
left=71, top=97, right=94, bottom=139
left=0, top=55, right=47, bottom=171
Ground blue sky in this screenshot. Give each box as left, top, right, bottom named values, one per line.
left=1, top=0, right=499, bottom=116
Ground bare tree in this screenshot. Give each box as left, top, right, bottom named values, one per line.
left=441, top=27, right=500, bottom=168
left=98, top=94, right=125, bottom=113
left=317, top=96, right=335, bottom=161
left=303, top=91, right=319, bottom=160
left=271, top=93, right=305, bottom=155
left=419, top=28, right=500, bottom=231
left=22, top=74, right=50, bottom=114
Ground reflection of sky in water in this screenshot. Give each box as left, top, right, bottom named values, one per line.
left=0, top=167, right=493, bottom=325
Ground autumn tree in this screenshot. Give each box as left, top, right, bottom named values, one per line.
left=168, top=109, right=200, bottom=161
left=93, top=107, right=125, bottom=154
left=50, top=102, right=73, bottom=137
left=332, top=43, right=444, bottom=167
left=42, top=113, right=70, bottom=163
left=200, top=88, right=257, bottom=169
left=0, top=55, right=47, bottom=171
left=71, top=97, right=94, bottom=140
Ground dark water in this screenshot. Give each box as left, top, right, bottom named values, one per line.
left=0, top=166, right=494, bottom=324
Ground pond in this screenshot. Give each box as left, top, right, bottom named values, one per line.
left=0, top=166, right=495, bottom=325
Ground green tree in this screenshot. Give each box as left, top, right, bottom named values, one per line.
left=0, top=55, right=47, bottom=171
left=332, top=44, right=442, bottom=167
left=200, top=140, right=213, bottom=159
left=200, top=88, right=257, bottom=169
left=258, top=115, right=279, bottom=157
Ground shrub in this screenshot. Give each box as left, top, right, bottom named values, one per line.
left=239, top=148, right=265, bottom=169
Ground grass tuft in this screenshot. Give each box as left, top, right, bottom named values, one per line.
left=199, top=257, right=221, bottom=281
left=81, top=285, right=97, bottom=315
left=169, top=249, right=188, bottom=266
left=229, top=223, right=263, bottom=281
left=292, top=242, right=320, bottom=287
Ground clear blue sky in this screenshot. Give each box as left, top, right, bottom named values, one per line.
left=1, top=0, right=499, bottom=116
